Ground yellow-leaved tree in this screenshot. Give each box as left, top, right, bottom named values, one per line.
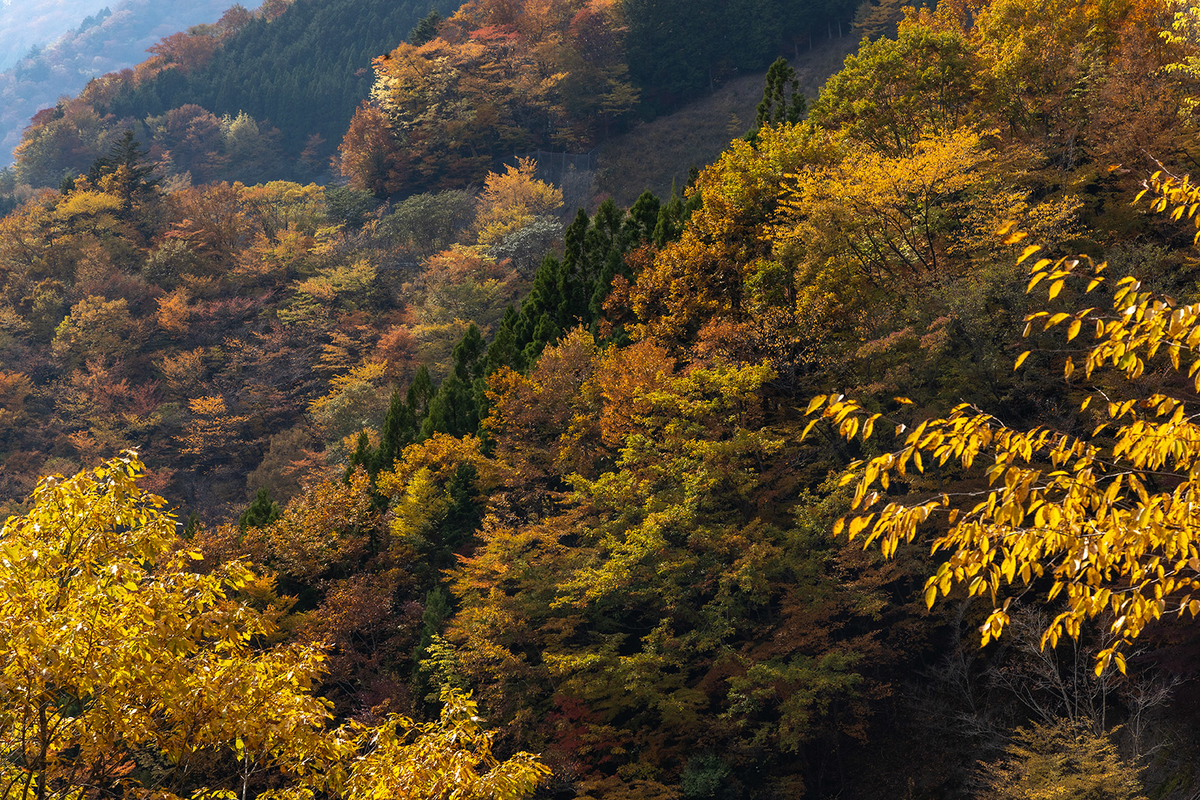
left=804, top=173, right=1200, bottom=674
left=0, top=453, right=330, bottom=800
left=0, top=453, right=549, bottom=800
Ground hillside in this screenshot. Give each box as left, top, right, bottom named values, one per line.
left=93, top=0, right=461, bottom=167
left=2, top=1, right=1200, bottom=799
left=0, top=0, right=126, bottom=71
left=7, top=0, right=861, bottom=194
left=0, top=0, right=257, bottom=165
left=596, top=34, right=859, bottom=208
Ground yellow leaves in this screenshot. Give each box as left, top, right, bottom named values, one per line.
left=474, top=157, right=563, bottom=246
left=1014, top=351, right=1030, bottom=370
left=862, top=413, right=881, bottom=440
left=332, top=688, right=549, bottom=800
left=51, top=189, right=123, bottom=224
left=329, top=359, right=388, bottom=392
left=0, top=454, right=341, bottom=800
left=848, top=514, right=874, bottom=539
left=777, top=127, right=996, bottom=282
left=1016, top=243, right=1041, bottom=264
left=179, top=395, right=250, bottom=457
left=803, top=220, right=1200, bottom=672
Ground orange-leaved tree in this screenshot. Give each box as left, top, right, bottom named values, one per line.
left=804, top=175, right=1200, bottom=674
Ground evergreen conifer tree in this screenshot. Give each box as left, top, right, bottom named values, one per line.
left=422, top=325, right=486, bottom=438
left=373, top=387, right=415, bottom=474
left=239, top=487, right=282, bottom=530
left=755, top=57, right=807, bottom=130
left=409, top=10, right=443, bottom=45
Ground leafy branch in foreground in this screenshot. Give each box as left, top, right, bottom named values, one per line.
left=803, top=206, right=1200, bottom=676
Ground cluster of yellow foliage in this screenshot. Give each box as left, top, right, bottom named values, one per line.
left=805, top=185, right=1200, bottom=673
left=0, top=454, right=549, bottom=800
left=474, top=158, right=563, bottom=247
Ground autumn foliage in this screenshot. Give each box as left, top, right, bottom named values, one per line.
left=5, top=0, right=1200, bottom=798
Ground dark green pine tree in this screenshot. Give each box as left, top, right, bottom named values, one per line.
left=755, top=57, right=807, bottom=130
left=524, top=313, right=561, bottom=366
left=484, top=306, right=527, bottom=376
left=624, top=191, right=661, bottom=246
left=372, top=386, right=416, bottom=474
left=557, top=211, right=593, bottom=328
left=409, top=9, right=443, bottom=45
left=422, top=324, right=486, bottom=438
left=407, top=365, right=435, bottom=420
left=346, top=429, right=374, bottom=481
left=653, top=181, right=703, bottom=247
left=562, top=208, right=590, bottom=281
left=239, top=487, right=282, bottom=531
left=515, top=255, right=565, bottom=358
left=87, top=130, right=160, bottom=222
left=591, top=196, right=654, bottom=323
left=654, top=182, right=686, bottom=247
left=443, top=462, right=482, bottom=551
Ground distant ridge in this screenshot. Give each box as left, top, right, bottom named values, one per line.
left=0, top=0, right=259, bottom=165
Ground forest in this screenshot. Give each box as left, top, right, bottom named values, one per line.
left=0, top=0, right=249, bottom=164
left=1, top=0, right=1200, bottom=798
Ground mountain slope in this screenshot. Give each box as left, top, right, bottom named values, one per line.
left=0, top=0, right=117, bottom=71
left=0, top=0, right=257, bottom=165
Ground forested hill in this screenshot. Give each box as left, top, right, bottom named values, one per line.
left=8, top=0, right=861, bottom=192
left=0, top=0, right=257, bottom=166
left=8, top=0, right=460, bottom=187
left=92, top=0, right=461, bottom=163
left=3, top=1, right=1200, bottom=799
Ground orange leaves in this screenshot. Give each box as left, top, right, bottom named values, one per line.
left=156, top=287, right=193, bottom=333
left=156, top=347, right=206, bottom=395
left=0, top=370, right=31, bottom=432
left=337, top=102, right=407, bottom=197
left=588, top=339, right=675, bottom=451
left=484, top=328, right=600, bottom=482
left=357, top=0, right=634, bottom=195
left=147, top=30, right=220, bottom=74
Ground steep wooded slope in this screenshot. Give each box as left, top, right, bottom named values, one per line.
left=1, top=1, right=1200, bottom=799
left=0, top=0, right=255, bottom=164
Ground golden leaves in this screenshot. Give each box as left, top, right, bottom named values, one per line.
left=802, top=230, right=1200, bottom=670
left=0, top=453, right=331, bottom=800
left=0, top=454, right=548, bottom=800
